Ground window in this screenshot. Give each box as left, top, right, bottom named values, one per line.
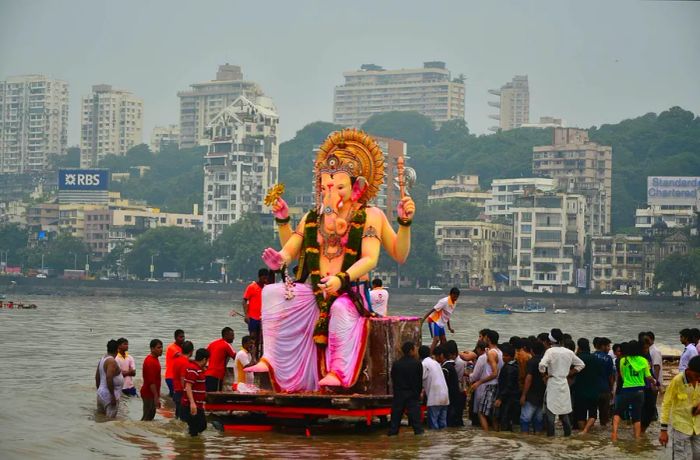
left=536, top=230, right=561, bottom=242
left=520, top=237, right=531, bottom=249
left=522, top=212, right=532, bottom=222
left=521, top=224, right=531, bottom=233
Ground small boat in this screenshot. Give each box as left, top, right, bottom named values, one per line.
left=511, top=299, right=546, bottom=313
left=0, top=294, right=6, bottom=299
left=484, top=306, right=512, bottom=314
left=553, top=309, right=568, bottom=314
left=695, top=312, right=700, bottom=320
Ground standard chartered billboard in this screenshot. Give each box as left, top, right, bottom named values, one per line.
left=647, top=176, right=700, bottom=206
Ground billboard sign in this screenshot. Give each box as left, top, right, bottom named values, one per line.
left=647, top=176, right=700, bottom=206
left=58, top=169, right=109, bottom=191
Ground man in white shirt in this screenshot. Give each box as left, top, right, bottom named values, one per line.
left=233, top=335, right=255, bottom=385
left=421, top=287, right=460, bottom=352
left=419, top=345, right=449, bottom=429
left=539, top=328, right=585, bottom=437
left=679, top=328, right=699, bottom=372
left=369, top=278, right=389, bottom=316
left=645, top=331, right=663, bottom=388
left=115, top=337, right=136, bottom=396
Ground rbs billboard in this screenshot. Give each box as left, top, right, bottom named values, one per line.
left=58, top=169, right=109, bottom=191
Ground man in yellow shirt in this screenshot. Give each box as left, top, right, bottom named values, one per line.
left=659, top=355, right=700, bottom=458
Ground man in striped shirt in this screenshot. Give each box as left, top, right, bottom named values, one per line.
left=181, top=348, right=210, bottom=436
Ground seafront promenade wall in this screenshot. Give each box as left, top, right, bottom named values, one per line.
left=1, top=277, right=699, bottom=312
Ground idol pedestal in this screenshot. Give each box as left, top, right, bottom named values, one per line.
left=348, top=315, right=422, bottom=395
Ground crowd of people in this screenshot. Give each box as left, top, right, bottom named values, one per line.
left=94, top=327, right=257, bottom=437
left=390, top=312, right=700, bottom=457
left=93, top=278, right=699, bottom=455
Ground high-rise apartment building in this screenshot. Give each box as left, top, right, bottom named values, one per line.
left=80, top=84, right=143, bottom=168
left=488, top=75, right=529, bottom=132
left=0, top=75, right=69, bottom=173
left=202, top=95, right=279, bottom=240
left=485, top=177, right=556, bottom=220
left=533, top=128, right=612, bottom=236
left=508, top=192, right=586, bottom=293
left=150, top=124, right=180, bottom=153
left=333, top=62, right=465, bottom=128
left=435, top=220, right=512, bottom=289
left=178, top=64, right=265, bottom=148
left=428, top=175, right=492, bottom=211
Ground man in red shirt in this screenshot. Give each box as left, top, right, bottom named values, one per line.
left=204, top=327, right=236, bottom=391
left=164, top=329, right=185, bottom=398
left=140, top=339, right=163, bottom=421
left=243, top=269, right=268, bottom=358
left=182, top=348, right=210, bottom=436
left=171, top=340, right=193, bottom=420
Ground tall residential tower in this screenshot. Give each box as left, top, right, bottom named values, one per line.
left=178, top=64, right=265, bottom=148
left=488, top=75, right=529, bottom=132
left=333, top=62, right=465, bottom=128
left=532, top=127, right=613, bottom=236
left=202, top=95, right=279, bottom=240
left=80, top=84, right=143, bottom=167
left=0, top=75, right=69, bottom=173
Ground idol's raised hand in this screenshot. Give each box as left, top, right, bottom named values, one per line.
left=262, top=247, right=285, bottom=271
left=397, top=196, right=415, bottom=220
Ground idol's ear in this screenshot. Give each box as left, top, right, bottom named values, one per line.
left=351, top=176, right=367, bottom=202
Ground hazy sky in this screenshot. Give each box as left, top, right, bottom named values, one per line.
left=1, top=0, right=699, bottom=145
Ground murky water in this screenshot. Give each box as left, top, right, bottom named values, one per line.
left=0, top=294, right=693, bottom=459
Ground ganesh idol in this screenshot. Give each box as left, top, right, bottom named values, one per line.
left=246, top=129, right=415, bottom=392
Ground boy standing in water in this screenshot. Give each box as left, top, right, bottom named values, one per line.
left=172, top=340, right=194, bottom=420
left=165, top=329, right=185, bottom=397
left=422, top=287, right=460, bottom=352
left=182, top=348, right=210, bottom=436
left=234, top=335, right=256, bottom=385
left=141, top=339, right=163, bottom=421
left=115, top=338, right=136, bottom=397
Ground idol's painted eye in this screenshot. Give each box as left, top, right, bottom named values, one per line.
left=324, top=206, right=333, bottom=214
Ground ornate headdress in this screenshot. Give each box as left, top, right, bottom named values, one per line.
left=314, top=129, right=385, bottom=204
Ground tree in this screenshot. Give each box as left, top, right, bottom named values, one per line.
left=213, top=214, right=275, bottom=280
left=105, top=146, right=205, bottom=213
left=49, top=147, right=81, bottom=169
left=0, top=224, right=28, bottom=265
left=125, top=227, right=212, bottom=279
left=361, top=111, right=436, bottom=147
left=30, top=234, right=90, bottom=272
left=653, top=252, right=696, bottom=296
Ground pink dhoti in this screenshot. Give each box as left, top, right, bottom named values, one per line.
left=260, top=282, right=369, bottom=392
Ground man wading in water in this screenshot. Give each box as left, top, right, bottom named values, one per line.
left=95, top=339, right=124, bottom=419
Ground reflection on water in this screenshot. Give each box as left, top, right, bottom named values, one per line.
left=0, top=294, right=690, bottom=459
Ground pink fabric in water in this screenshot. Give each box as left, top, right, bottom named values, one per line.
left=261, top=283, right=319, bottom=392
left=325, top=294, right=368, bottom=387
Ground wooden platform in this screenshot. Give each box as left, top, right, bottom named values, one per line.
left=206, top=391, right=425, bottom=431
